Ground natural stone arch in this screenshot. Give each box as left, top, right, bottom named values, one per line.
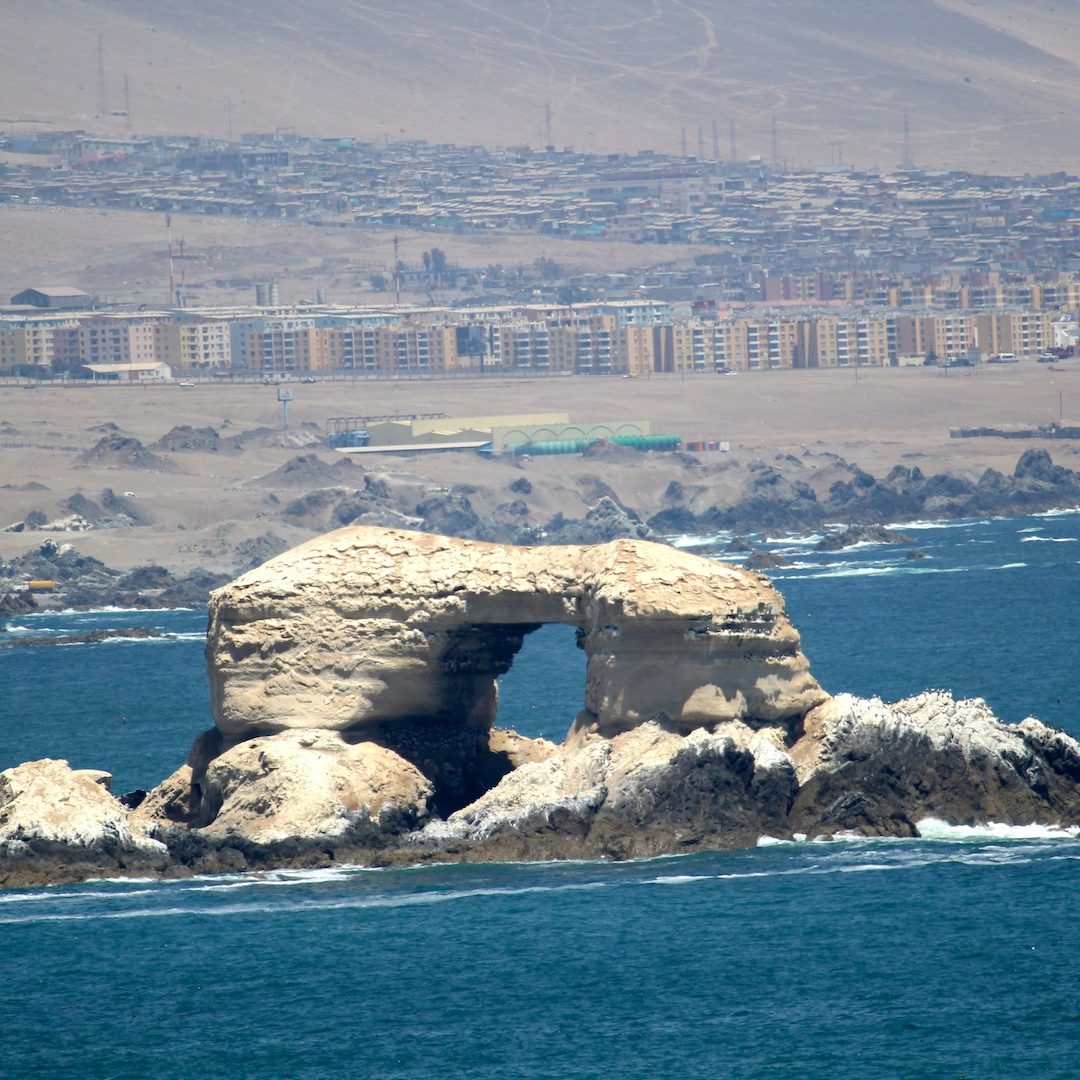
left=207, top=527, right=825, bottom=749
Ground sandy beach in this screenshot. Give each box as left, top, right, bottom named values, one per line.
left=2, top=363, right=1079, bottom=576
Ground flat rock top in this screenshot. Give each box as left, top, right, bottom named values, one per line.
left=217, top=525, right=774, bottom=622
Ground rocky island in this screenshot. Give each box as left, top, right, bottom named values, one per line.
left=2, top=526, right=1079, bottom=887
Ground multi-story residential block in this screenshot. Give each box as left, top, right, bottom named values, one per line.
left=158, top=317, right=233, bottom=370
left=229, top=317, right=327, bottom=373
left=975, top=310, right=1055, bottom=359
left=0, top=314, right=81, bottom=371
left=894, top=313, right=978, bottom=360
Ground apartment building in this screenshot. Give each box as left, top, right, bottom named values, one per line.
left=157, top=318, right=233, bottom=370
left=894, top=313, right=978, bottom=360
left=486, top=321, right=552, bottom=370
left=229, top=317, right=327, bottom=373
left=549, top=315, right=616, bottom=373
left=975, top=310, right=1055, bottom=359
left=74, top=313, right=166, bottom=367
left=0, top=314, right=81, bottom=372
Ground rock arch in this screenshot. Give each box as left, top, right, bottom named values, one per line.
left=207, top=527, right=825, bottom=748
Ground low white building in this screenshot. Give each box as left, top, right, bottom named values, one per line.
left=83, top=361, right=173, bottom=382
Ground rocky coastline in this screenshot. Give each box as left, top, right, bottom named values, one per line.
left=3, top=526, right=1079, bottom=889
left=2, top=445, right=1078, bottom=614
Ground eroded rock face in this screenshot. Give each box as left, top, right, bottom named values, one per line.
left=6, top=529, right=1080, bottom=887
left=0, top=759, right=167, bottom=884
left=419, top=720, right=799, bottom=861
left=789, top=692, right=1080, bottom=836
left=206, top=526, right=825, bottom=743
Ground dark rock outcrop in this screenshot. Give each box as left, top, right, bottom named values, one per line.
left=816, top=524, right=915, bottom=551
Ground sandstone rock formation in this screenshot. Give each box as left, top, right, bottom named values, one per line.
left=206, top=526, right=824, bottom=744
left=5, top=527, right=1080, bottom=887
left=0, top=759, right=168, bottom=885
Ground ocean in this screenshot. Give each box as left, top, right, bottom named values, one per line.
left=2, top=510, right=1079, bottom=1079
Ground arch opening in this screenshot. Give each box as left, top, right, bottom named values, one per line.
left=496, top=623, right=587, bottom=743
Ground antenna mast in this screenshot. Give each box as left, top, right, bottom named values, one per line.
left=95, top=34, right=106, bottom=119
left=902, top=112, right=914, bottom=170
left=393, top=235, right=401, bottom=305
left=166, top=213, right=176, bottom=307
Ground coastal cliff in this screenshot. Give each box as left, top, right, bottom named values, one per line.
left=3, top=527, right=1079, bottom=886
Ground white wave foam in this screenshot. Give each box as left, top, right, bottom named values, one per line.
left=2, top=624, right=32, bottom=633
left=792, top=564, right=965, bottom=579
left=1032, top=506, right=1080, bottom=518
left=669, top=533, right=731, bottom=549
left=644, top=875, right=711, bottom=885
left=0, top=879, right=616, bottom=926
left=887, top=518, right=990, bottom=531
left=1018, top=527, right=1042, bottom=534
left=1021, top=536, right=1078, bottom=543
left=916, top=818, right=1080, bottom=841
left=764, top=533, right=824, bottom=546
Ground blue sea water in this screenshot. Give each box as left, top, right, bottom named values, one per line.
left=2, top=511, right=1079, bottom=1079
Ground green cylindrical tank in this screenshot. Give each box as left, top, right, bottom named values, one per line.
left=509, top=434, right=682, bottom=455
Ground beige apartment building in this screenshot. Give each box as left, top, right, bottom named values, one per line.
left=158, top=318, right=233, bottom=370
left=0, top=314, right=81, bottom=371
left=974, top=310, right=1055, bottom=359
left=548, top=315, right=617, bottom=374
left=894, top=313, right=978, bottom=360
left=327, top=324, right=458, bottom=374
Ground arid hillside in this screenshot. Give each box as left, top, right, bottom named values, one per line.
left=4, top=0, right=1080, bottom=173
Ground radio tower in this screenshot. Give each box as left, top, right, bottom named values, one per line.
left=770, top=113, right=780, bottom=169
left=95, top=34, right=106, bottom=119
left=711, top=118, right=720, bottom=161
left=680, top=125, right=688, bottom=158
left=728, top=119, right=737, bottom=162
left=225, top=96, right=234, bottom=140
left=902, top=112, right=914, bottom=170
left=544, top=100, right=552, bottom=147
left=166, top=214, right=176, bottom=307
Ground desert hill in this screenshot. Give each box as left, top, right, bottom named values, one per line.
left=4, top=0, right=1080, bottom=173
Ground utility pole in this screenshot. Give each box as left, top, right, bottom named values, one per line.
left=166, top=213, right=176, bottom=307
left=95, top=34, right=106, bottom=119
left=393, top=235, right=401, bottom=305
